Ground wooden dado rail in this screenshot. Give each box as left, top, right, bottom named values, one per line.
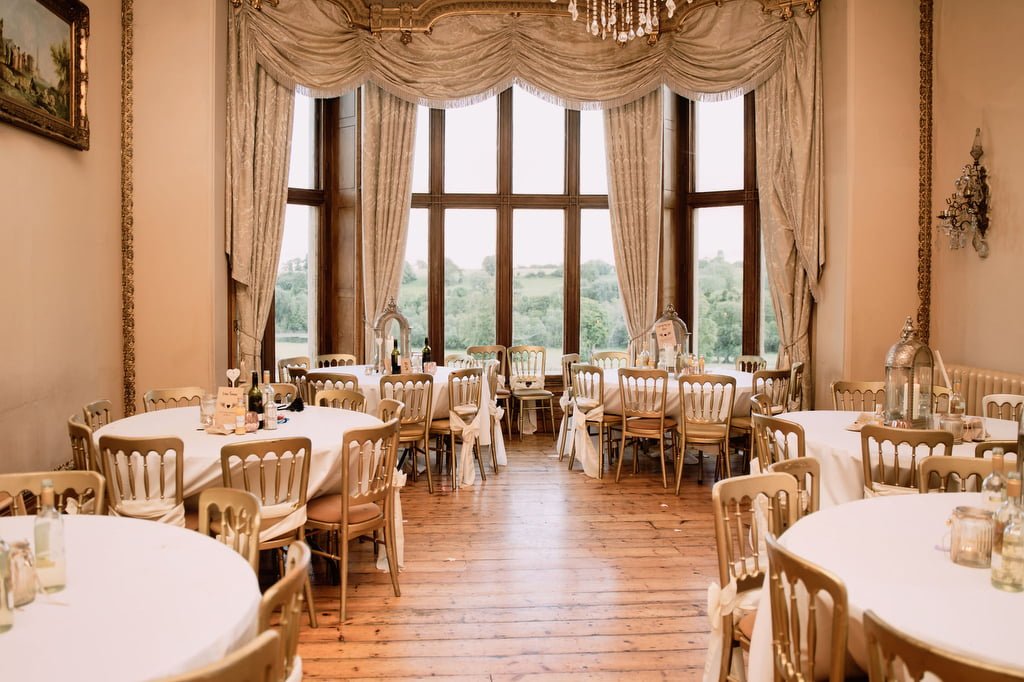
left=939, top=363, right=1024, bottom=417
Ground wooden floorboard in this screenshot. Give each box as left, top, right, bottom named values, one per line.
left=297, top=435, right=720, bottom=680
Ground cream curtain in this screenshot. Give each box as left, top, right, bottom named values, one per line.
left=227, top=9, right=294, bottom=373
left=605, top=89, right=664, bottom=345
left=361, top=83, right=418, bottom=361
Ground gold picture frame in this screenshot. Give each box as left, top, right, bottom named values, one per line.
left=0, top=0, right=90, bottom=150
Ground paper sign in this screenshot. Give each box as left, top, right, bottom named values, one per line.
left=654, top=320, right=677, bottom=350
left=401, top=358, right=413, bottom=374
left=214, top=386, right=246, bottom=429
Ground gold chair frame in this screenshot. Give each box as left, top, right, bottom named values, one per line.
left=752, top=414, right=806, bottom=472
left=0, top=470, right=106, bottom=515
left=277, top=355, right=310, bottom=383
left=143, top=386, right=204, bottom=412
left=268, top=383, right=299, bottom=404
left=305, top=371, right=360, bottom=404
left=376, top=398, right=405, bottom=423
left=68, top=415, right=99, bottom=472
left=314, top=388, right=367, bottom=412
left=918, top=455, right=991, bottom=493
left=467, top=344, right=511, bottom=437
left=568, top=363, right=619, bottom=479
left=98, top=435, right=184, bottom=516
left=735, top=355, right=767, bottom=373
left=444, top=353, right=477, bottom=368
left=860, top=425, right=953, bottom=496
left=616, top=368, right=676, bottom=488
left=259, top=541, right=311, bottom=681
left=831, top=380, right=886, bottom=412
left=768, top=456, right=821, bottom=520
left=591, top=351, right=629, bottom=370
left=83, top=399, right=114, bottom=429
left=677, top=374, right=735, bottom=490
left=974, top=440, right=1018, bottom=461
left=198, top=487, right=262, bottom=572
left=430, top=368, right=486, bottom=488
left=754, top=369, right=791, bottom=416
left=316, top=353, right=357, bottom=368
left=765, top=534, right=848, bottom=682
left=557, top=353, right=580, bottom=462
left=507, top=345, right=556, bottom=440
left=157, top=629, right=281, bottom=682
left=788, top=362, right=805, bottom=412
left=381, top=373, right=435, bottom=493
left=982, top=393, right=1024, bottom=422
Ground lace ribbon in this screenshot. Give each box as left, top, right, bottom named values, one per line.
left=450, top=409, right=481, bottom=488
left=572, top=399, right=604, bottom=479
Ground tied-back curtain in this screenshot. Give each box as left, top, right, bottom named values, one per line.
left=361, top=83, right=418, bottom=361
left=227, top=8, right=294, bottom=373
left=755, top=13, right=823, bottom=403
left=605, top=89, right=664, bottom=347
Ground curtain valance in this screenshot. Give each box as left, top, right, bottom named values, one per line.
left=237, top=0, right=802, bottom=109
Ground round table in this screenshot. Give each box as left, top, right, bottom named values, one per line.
left=94, top=406, right=383, bottom=499
left=0, top=514, right=259, bottom=681
left=764, top=411, right=1018, bottom=508
left=746, top=492, right=1024, bottom=680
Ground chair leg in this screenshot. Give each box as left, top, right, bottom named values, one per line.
left=548, top=399, right=557, bottom=442
left=299, top=529, right=318, bottom=628
left=658, top=435, right=668, bottom=489
left=339, top=535, right=350, bottom=624
left=450, top=432, right=458, bottom=491
left=384, top=514, right=401, bottom=598
left=698, top=450, right=705, bottom=485
left=557, top=409, right=570, bottom=461
left=675, top=439, right=686, bottom=496
left=722, top=442, right=732, bottom=479
left=597, top=423, right=605, bottom=479
left=489, top=419, right=499, bottom=475
left=475, top=437, right=486, bottom=481
left=615, top=432, right=628, bottom=482
left=422, top=438, right=434, bottom=494
left=567, top=424, right=579, bottom=471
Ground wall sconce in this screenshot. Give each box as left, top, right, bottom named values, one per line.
left=937, top=128, right=990, bottom=258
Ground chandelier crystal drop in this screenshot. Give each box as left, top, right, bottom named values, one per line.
left=560, top=0, right=682, bottom=43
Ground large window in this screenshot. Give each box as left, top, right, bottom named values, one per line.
left=400, top=86, right=626, bottom=372
left=681, top=94, right=779, bottom=369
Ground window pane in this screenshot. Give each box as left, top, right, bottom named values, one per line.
left=411, top=107, right=429, bottom=194
left=399, top=209, right=429, bottom=348
left=579, top=109, right=608, bottom=195
left=694, top=97, right=744, bottom=192
left=275, top=204, right=318, bottom=363
left=444, top=98, right=497, bottom=193
left=513, top=210, right=564, bottom=372
left=288, top=93, right=317, bottom=189
left=760, top=245, right=780, bottom=366
left=580, top=209, right=627, bottom=357
left=512, top=86, right=564, bottom=194
left=444, top=210, right=496, bottom=356
left=693, top=206, right=744, bottom=369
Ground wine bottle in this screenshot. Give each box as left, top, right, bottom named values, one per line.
left=34, top=480, right=66, bottom=593
left=247, top=370, right=263, bottom=427
left=391, top=339, right=401, bottom=374
left=982, top=448, right=1008, bottom=513
left=422, top=337, right=432, bottom=365
left=262, top=370, right=278, bottom=431
left=992, top=478, right=1024, bottom=592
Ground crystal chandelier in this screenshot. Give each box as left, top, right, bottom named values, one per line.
left=559, top=0, right=682, bottom=43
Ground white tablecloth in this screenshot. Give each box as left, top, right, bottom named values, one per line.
left=747, top=493, right=1024, bottom=680
left=0, top=514, right=259, bottom=681
left=601, top=367, right=755, bottom=418
left=760, top=411, right=1019, bottom=508
left=315, top=365, right=506, bottom=466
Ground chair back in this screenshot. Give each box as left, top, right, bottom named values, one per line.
left=974, top=440, right=1019, bottom=467
left=860, top=425, right=953, bottom=496
left=679, top=374, right=736, bottom=430
left=619, top=368, right=669, bottom=420
left=83, top=399, right=114, bottom=429
left=919, top=455, right=991, bottom=493
left=736, top=355, right=767, bottom=373
left=444, top=354, right=478, bottom=369
left=316, top=353, right=357, bottom=368
left=932, top=385, right=952, bottom=414
left=831, top=380, right=886, bottom=412
left=158, top=629, right=281, bottom=682
left=268, top=383, right=299, bottom=404
left=750, top=392, right=773, bottom=417
left=341, top=420, right=401, bottom=512
left=68, top=415, right=98, bottom=472
left=306, top=371, right=359, bottom=402
left=0, top=470, right=106, bottom=515
left=754, top=369, right=790, bottom=415
left=376, top=398, right=405, bottom=423
left=198, top=487, right=261, bottom=571
left=712, top=473, right=799, bottom=594
left=288, top=367, right=308, bottom=402
left=259, top=541, right=311, bottom=682
left=277, top=356, right=310, bottom=383
left=768, top=457, right=820, bottom=520
left=982, top=393, right=1024, bottom=421
left=98, top=435, right=184, bottom=512
left=571, top=364, right=605, bottom=405
left=788, top=362, right=805, bottom=411
left=508, top=345, right=547, bottom=390
left=560, top=354, right=580, bottom=398
left=752, top=413, right=805, bottom=471
left=863, top=609, right=1023, bottom=682
left=448, top=368, right=484, bottom=413
left=467, top=345, right=506, bottom=377
left=380, top=373, right=434, bottom=442
left=483, top=358, right=500, bottom=396
left=143, top=387, right=204, bottom=412
left=591, top=351, right=628, bottom=370
left=765, top=534, right=848, bottom=682
left=314, top=388, right=366, bottom=412
left=220, top=437, right=312, bottom=513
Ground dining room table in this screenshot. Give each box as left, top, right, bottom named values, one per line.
left=754, top=410, right=1019, bottom=508
left=0, top=513, right=260, bottom=681
left=745, top=492, right=1024, bottom=680
left=599, top=366, right=756, bottom=419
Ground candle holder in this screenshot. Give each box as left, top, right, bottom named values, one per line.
left=884, top=317, right=934, bottom=429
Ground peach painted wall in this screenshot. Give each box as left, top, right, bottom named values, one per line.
left=815, top=0, right=921, bottom=406
left=132, top=1, right=228, bottom=406
left=0, top=1, right=122, bottom=472
left=930, top=0, right=1024, bottom=373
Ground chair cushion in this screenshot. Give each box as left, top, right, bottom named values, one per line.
left=625, top=417, right=677, bottom=433
left=453, top=405, right=478, bottom=420
left=736, top=612, right=756, bottom=642
left=496, top=388, right=511, bottom=398
left=730, top=416, right=751, bottom=432
left=399, top=424, right=427, bottom=440
left=306, top=494, right=382, bottom=525
left=513, top=388, right=554, bottom=398
left=682, top=422, right=729, bottom=441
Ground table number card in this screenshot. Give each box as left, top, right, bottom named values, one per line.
left=401, top=358, right=413, bottom=374
left=214, top=387, right=245, bottom=430
left=654, top=320, right=677, bottom=350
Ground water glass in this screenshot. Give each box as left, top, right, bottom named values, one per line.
left=199, top=394, right=217, bottom=427
left=948, top=506, right=994, bottom=568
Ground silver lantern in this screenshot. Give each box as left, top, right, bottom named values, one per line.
left=884, top=316, right=934, bottom=429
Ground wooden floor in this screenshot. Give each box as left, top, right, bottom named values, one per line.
left=298, top=435, right=721, bottom=680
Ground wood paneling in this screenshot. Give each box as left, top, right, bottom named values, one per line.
left=297, top=435, right=721, bottom=679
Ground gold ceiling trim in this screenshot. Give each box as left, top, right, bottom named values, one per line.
left=916, top=0, right=933, bottom=343
left=121, top=0, right=137, bottom=416
left=317, top=0, right=817, bottom=41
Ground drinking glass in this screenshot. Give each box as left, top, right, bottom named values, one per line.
left=947, top=506, right=994, bottom=568
left=199, top=394, right=217, bottom=427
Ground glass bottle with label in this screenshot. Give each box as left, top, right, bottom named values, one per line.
left=262, top=370, right=278, bottom=430
left=992, top=478, right=1024, bottom=592
left=247, top=370, right=264, bottom=427
left=421, top=337, right=432, bottom=365
left=34, top=480, right=66, bottom=593
left=982, top=448, right=1008, bottom=513
left=391, top=339, right=401, bottom=374
left=950, top=381, right=966, bottom=416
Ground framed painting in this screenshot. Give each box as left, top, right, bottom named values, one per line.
left=0, top=0, right=89, bottom=150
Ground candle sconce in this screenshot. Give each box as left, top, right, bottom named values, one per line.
left=937, top=128, right=990, bottom=258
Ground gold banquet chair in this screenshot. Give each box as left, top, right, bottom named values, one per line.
left=220, top=437, right=317, bottom=628
left=677, top=374, right=735, bottom=489
left=0, top=470, right=106, bottom=516
left=198, top=487, right=262, bottom=572
left=831, top=380, right=886, bottom=412
left=568, top=363, right=620, bottom=478
left=860, top=425, right=953, bottom=497
left=788, top=362, right=806, bottom=412
left=507, top=345, right=556, bottom=440
left=305, top=371, right=360, bottom=404
left=430, top=368, right=487, bottom=488
left=68, top=415, right=100, bottom=472
left=143, top=386, right=204, bottom=412
left=305, top=421, right=402, bottom=624
left=864, top=609, right=1023, bottom=682
left=752, top=413, right=806, bottom=472
left=918, top=455, right=991, bottom=493
left=316, top=353, right=357, bottom=368
left=769, top=456, right=821, bottom=521
left=616, top=368, right=676, bottom=488
left=98, top=435, right=187, bottom=526
left=735, top=355, right=767, bottom=373
left=277, top=356, right=310, bottom=383
left=83, top=399, right=115, bottom=430
left=467, top=344, right=512, bottom=437
left=380, top=373, right=435, bottom=493
left=557, top=353, right=580, bottom=462
left=268, top=383, right=300, bottom=405
left=376, top=398, right=405, bottom=423
left=765, top=534, right=849, bottom=682
left=314, top=388, right=366, bottom=412
left=591, top=351, right=629, bottom=370
left=259, top=541, right=312, bottom=682
left=157, top=629, right=281, bottom=682
left=982, top=393, right=1024, bottom=422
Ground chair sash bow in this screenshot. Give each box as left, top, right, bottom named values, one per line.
left=449, top=409, right=481, bottom=487
left=572, top=398, right=604, bottom=478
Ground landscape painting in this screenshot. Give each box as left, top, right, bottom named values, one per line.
left=0, top=0, right=89, bottom=150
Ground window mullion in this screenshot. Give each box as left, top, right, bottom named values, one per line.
left=565, top=109, right=581, bottom=356
left=496, top=89, right=513, bottom=348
